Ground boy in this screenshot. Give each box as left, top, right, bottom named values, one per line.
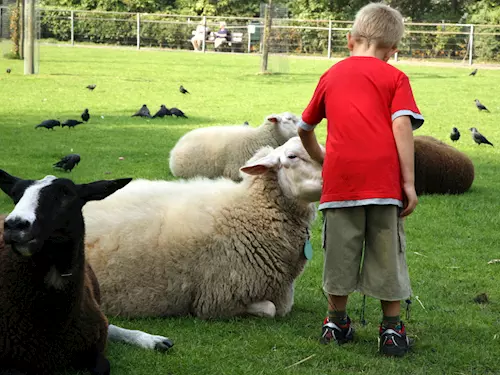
left=298, top=2, right=424, bottom=357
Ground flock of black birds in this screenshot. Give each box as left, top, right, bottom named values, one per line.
left=35, top=108, right=90, bottom=130
left=448, top=69, right=494, bottom=147
left=30, top=82, right=191, bottom=173
left=132, top=104, right=188, bottom=119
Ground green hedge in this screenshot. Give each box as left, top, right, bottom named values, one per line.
left=39, top=9, right=498, bottom=60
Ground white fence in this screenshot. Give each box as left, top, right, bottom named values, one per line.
left=1, top=7, right=500, bottom=64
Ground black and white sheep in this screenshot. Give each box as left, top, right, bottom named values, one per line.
left=168, top=112, right=300, bottom=181
left=83, top=137, right=323, bottom=320
left=414, top=135, right=475, bottom=195
left=0, top=171, right=172, bottom=375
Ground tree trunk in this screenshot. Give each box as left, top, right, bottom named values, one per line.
left=260, top=0, right=272, bottom=73
left=24, top=0, right=35, bottom=74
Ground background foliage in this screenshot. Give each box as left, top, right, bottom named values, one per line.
left=37, top=0, right=500, bottom=22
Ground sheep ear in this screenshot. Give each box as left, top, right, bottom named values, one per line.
left=267, top=115, right=281, bottom=124
left=240, top=154, right=280, bottom=175
left=76, top=178, right=133, bottom=203
left=0, top=169, right=21, bottom=197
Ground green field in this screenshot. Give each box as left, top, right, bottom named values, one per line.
left=1, top=46, right=500, bottom=375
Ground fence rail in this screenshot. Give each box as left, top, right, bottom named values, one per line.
left=1, top=7, right=500, bottom=64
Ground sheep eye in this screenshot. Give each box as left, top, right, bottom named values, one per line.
left=287, top=155, right=298, bottom=159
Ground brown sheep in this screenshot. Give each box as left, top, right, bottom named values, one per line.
left=414, top=135, right=474, bottom=195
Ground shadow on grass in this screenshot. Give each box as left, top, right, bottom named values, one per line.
left=408, top=72, right=452, bottom=79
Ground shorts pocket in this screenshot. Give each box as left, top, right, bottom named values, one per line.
left=397, top=217, right=407, bottom=253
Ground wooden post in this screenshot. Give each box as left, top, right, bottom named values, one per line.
left=70, top=10, right=74, bottom=46
left=19, top=0, right=24, bottom=59
left=468, top=24, right=474, bottom=66
left=23, top=0, right=35, bottom=75
left=327, top=19, right=332, bottom=58
left=260, top=0, right=272, bottom=73
left=247, top=23, right=251, bottom=53
left=136, top=13, right=140, bottom=50
left=202, top=16, right=206, bottom=53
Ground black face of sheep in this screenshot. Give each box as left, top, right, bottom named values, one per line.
left=0, top=170, right=132, bottom=258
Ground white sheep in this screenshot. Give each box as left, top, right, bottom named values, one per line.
left=168, top=112, right=300, bottom=181
left=83, top=137, right=323, bottom=320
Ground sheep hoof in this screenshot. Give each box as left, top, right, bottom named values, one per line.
left=247, top=300, right=276, bottom=318
left=155, top=338, right=175, bottom=352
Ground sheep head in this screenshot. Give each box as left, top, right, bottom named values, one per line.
left=240, top=137, right=323, bottom=203
left=0, top=169, right=132, bottom=257
left=263, top=113, right=299, bottom=141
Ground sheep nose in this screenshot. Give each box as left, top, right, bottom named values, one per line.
left=3, top=218, right=32, bottom=244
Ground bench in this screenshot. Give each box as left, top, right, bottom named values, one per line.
left=191, top=30, right=244, bottom=52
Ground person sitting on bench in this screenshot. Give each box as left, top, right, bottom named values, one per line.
left=214, top=21, right=231, bottom=50
left=191, top=20, right=210, bottom=51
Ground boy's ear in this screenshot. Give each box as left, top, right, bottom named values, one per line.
left=383, top=47, right=399, bottom=62
left=346, top=32, right=354, bottom=51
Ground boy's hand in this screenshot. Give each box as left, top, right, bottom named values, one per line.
left=400, top=183, right=417, bottom=217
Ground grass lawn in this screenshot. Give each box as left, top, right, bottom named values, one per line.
left=1, top=45, right=500, bottom=375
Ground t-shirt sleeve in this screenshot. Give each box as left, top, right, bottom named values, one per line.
left=391, top=74, right=424, bottom=131
left=299, top=74, right=327, bottom=131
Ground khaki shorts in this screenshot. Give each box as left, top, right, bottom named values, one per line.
left=322, top=205, right=411, bottom=301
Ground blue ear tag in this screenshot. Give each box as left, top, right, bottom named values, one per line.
left=303, top=239, right=313, bottom=260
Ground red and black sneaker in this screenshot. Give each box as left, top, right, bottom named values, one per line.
left=320, top=317, right=354, bottom=345
left=378, top=321, right=413, bottom=357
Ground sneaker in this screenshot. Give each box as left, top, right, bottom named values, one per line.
left=378, top=321, right=413, bottom=357
left=320, top=317, right=354, bottom=345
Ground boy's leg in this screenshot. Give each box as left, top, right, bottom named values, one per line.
left=381, top=300, right=401, bottom=328
left=360, top=205, right=412, bottom=356
left=321, top=207, right=365, bottom=345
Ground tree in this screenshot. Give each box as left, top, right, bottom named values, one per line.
left=260, top=0, right=272, bottom=73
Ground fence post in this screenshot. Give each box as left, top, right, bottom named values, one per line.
left=468, top=24, right=474, bottom=66
left=136, top=13, right=140, bottom=50
left=247, top=24, right=251, bottom=53
left=327, top=19, right=332, bottom=59
left=202, top=16, right=206, bottom=53
left=70, top=10, right=74, bottom=46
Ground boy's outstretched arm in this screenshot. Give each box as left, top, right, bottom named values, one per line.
left=392, top=115, right=417, bottom=217
left=298, top=127, right=325, bottom=165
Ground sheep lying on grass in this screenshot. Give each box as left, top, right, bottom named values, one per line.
left=0, top=171, right=173, bottom=374
left=414, top=135, right=475, bottom=195
left=84, top=137, right=323, bottom=319
left=169, top=112, right=300, bottom=181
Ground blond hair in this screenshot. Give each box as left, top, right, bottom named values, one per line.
left=351, top=3, right=404, bottom=48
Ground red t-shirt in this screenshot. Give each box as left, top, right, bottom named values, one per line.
left=300, top=56, right=424, bottom=208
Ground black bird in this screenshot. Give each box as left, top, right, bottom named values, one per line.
left=450, top=127, right=460, bottom=142
left=81, top=108, right=90, bottom=122
left=179, top=85, right=190, bottom=94
left=470, top=127, right=493, bottom=146
left=243, top=121, right=249, bottom=126
left=62, top=119, right=84, bottom=129
left=86, top=84, right=96, bottom=91
left=6, top=68, right=11, bottom=74
left=35, top=119, right=61, bottom=130
left=170, top=107, right=188, bottom=118
left=53, top=154, right=81, bottom=172
left=469, top=69, right=478, bottom=76
left=475, top=99, right=490, bottom=112
left=152, top=105, right=172, bottom=118
left=132, top=104, right=152, bottom=118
